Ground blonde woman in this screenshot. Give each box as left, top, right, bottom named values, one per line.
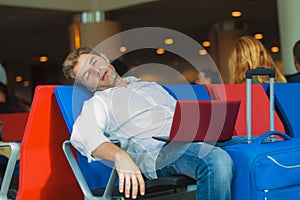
left=228, top=35, right=286, bottom=83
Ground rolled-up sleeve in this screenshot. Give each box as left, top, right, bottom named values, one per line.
left=71, top=96, right=111, bottom=162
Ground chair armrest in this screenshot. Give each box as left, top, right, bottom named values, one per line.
left=0, top=142, right=20, bottom=200
left=63, top=140, right=121, bottom=200
left=63, top=140, right=102, bottom=200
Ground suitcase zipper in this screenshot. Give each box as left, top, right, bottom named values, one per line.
left=251, top=148, right=300, bottom=199
left=266, top=155, right=300, bottom=168
left=264, top=189, right=269, bottom=200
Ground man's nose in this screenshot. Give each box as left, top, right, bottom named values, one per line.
left=93, top=65, right=107, bottom=75
left=93, top=68, right=102, bottom=76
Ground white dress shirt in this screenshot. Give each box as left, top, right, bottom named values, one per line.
left=71, top=77, right=176, bottom=179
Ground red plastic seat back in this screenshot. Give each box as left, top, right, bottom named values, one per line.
left=0, top=112, right=28, bottom=142
left=206, top=84, right=285, bottom=136
left=16, top=86, right=82, bottom=200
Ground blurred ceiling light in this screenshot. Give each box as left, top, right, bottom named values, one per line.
left=202, top=41, right=211, bottom=47
left=156, top=48, right=165, bottom=55
left=231, top=10, right=242, bottom=18
left=39, top=56, right=48, bottom=63
left=120, top=46, right=127, bottom=53
left=73, top=23, right=81, bottom=49
left=198, top=49, right=207, bottom=56
left=23, top=81, right=30, bottom=87
left=15, top=75, right=22, bottom=82
left=164, top=38, right=174, bottom=45
left=271, top=46, right=280, bottom=53
left=254, top=33, right=264, bottom=40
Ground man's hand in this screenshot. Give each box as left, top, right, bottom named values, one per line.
left=92, top=142, right=145, bottom=199
left=115, top=152, right=145, bottom=199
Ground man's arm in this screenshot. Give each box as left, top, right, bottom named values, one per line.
left=92, top=142, right=145, bottom=199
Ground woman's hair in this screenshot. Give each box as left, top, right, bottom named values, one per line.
left=62, top=47, right=99, bottom=83
left=228, top=35, right=286, bottom=83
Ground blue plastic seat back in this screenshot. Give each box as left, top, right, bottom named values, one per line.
left=162, top=84, right=211, bottom=100
left=54, top=86, right=93, bottom=132
left=271, top=83, right=300, bottom=138
left=54, top=84, right=211, bottom=190
left=54, top=86, right=114, bottom=190
left=261, top=83, right=269, bottom=93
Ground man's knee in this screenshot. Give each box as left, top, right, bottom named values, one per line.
left=214, top=150, right=234, bottom=183
left=206, top=149, right=234, bottom=179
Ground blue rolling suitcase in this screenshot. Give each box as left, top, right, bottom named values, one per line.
left=225, top=68, right=300, bottom=200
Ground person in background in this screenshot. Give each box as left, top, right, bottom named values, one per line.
left=0, top=63, right=7, bottom=86
left=285, top=40, right=300, bottom=82
left=0, top=62, right=30, bottom=113
left=228, top=35, right=287, bottom=84
left=0, top=82, right=13, bottom=114
left=195, top=71, right=212, bottom=84
left=0, top=81, right=18, bottom=198
left=0, top=63, right=12, bottom=113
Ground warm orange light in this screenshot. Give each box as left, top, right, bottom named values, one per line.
left=202, top=41, right=211, bottom=47
left=156, top=48, right=165, bottom=55
left=120, top=46, right=127, bottom=53
left=254, top=33, right=264, bottom=40
left=271, top=46, right=280, bottom=53
left=74, top=23, right=81, bottom=49
left=164, top=38, right=174, bottom=45
left=198, top=49, right=207, bottom=56
left=39, top=56, right=48, bottom=63
left=23, top=81, right=30, bottom=87
left=15, top=76, right=22, bottom=82
left=231, top=10, right=242, bottom=18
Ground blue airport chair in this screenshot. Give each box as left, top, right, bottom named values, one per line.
left=271, top=83, right=300, bottom=138
left=162, top=84, right=211, bottom=100
left=55, top=84, right=211, bottom=199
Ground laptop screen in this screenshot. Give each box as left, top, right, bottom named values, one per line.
left=168, top=100, right=240, bottom=142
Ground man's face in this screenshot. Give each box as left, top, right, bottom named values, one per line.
left=74, top=53, right=118, bottom=91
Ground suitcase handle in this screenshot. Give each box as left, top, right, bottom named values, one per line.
left=246, top=67, right=275, bottom=143
left=246, top=67, right=275, bottom=78
left=252, top=131, right=292, bottom=144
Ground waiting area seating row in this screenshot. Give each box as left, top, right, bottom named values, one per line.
left=0, top=83, right=299, bottom=199
left=0, top=113, right=28, bottom=199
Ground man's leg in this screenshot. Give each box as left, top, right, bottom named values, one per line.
left=156, top=142, right=233, bottom=200
left=216, top=136, right=248, bottom=148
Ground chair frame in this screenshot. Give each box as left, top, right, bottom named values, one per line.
left=0, top=142, right=20, bottom=200
left=63, top=139, right=196, bottom=200
left=63, top=140, right=121, bottom=200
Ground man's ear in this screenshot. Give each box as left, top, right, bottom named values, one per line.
left=99, top=53, right=110, bottom=63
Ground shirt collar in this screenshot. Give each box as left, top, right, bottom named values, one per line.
left=123, top=76, right=141, bottom=83
left=95, top=76, right=140, bottom=94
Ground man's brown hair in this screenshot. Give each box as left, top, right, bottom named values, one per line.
left=62, top=47, right=99, bottom=83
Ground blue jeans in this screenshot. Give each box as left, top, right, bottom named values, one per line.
left=156, top=136, right=247, bottom=200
